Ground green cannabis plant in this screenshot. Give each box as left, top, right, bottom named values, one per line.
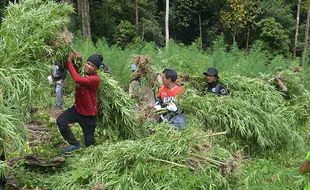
left=0, top=0, right=74, bottom=67
left=97, top=73, right=145, bottom=140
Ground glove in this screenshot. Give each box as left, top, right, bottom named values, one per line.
left=154, top=106, right=168, bottom=115
left=154, top=104, right=162, bottom=111
left=166, top=102, right=178, bottom=112
left=131, top=63, right=137, bottom=72
left=47, top=75, right=53, bottom=85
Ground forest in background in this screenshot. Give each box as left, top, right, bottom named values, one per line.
left=1, top=0, right=310, bottom=59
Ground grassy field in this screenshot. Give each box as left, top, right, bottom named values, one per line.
left=7, top=38, right=309, bottom=190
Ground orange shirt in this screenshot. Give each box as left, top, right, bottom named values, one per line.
left=158, top=85, right=184, bottom=104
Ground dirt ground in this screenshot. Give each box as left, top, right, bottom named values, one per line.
left=6, top=108, right=66, bottom=190
left=47, top=108, right=64, bottom=123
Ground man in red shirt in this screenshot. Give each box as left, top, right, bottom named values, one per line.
left=155, top=68, right=185, bottom=129
left=56, top=52, right=102, bottom=153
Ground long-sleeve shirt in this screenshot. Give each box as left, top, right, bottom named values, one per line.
left=66, top=61, right=100, bottom=116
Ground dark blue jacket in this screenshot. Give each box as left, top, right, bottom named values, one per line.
left=205, top=81, right=228, bottom=96
left=52, top=61, right=67, bottom=81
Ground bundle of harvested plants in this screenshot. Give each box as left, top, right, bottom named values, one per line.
left=97, top=73, right=146, bottom=140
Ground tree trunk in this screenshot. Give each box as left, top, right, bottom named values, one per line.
left=293, top=0, right=301, bottom=59
left=77, top=0, right=82, bottom=18
left=141, top=23, right=145, bottom=41
left=135, top=0, right=139, bottom=26
left=165, top=0, right=169, bottom=47
left=77, top=0, right=91, bottom=39
left=302, top=2, right=310, bottom=66
left=232, top=33, right=236, bottom=46
left=199, top=13, right=202, bottom=49
left=77, top=0, right=83, bottom=35
left=246, top=26, right=250, bottom=52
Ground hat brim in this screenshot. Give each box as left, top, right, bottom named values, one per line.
left=203, top=72, right=217, bottom=76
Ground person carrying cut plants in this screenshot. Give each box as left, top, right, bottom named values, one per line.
left=203, top=67, right=228, bottom=96
left=129, top=62, right=145, bottom=101
left=128, top=55, right=161, bottom=107
left=154, top=68, right=185, bottom=129
left=274, top=71, right=288, bottom=97
left=56, top=52, right=103, bottom=153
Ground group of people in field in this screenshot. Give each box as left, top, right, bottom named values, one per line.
left=129, top=63, right=229, bottom=130
left=49, top=52, right=289, bottom=143
left=46, top=51, right=310, bottom=184
left=47, top=50, right=309, bottom=190
left=48, top=52, right=293, bottom=153
left=49, top=52, right=229, bottom=154
left=0, top=51, right=308, bottom=190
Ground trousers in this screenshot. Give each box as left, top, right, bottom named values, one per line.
left=56, top=106, right=96, bottom=146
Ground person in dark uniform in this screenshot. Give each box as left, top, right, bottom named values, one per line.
left=203, top=67, right=228, bottom=96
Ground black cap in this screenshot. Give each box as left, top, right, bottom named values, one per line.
left=203, top=67, right=218, bottom=76
left=87, top=53, right=103, bottom=68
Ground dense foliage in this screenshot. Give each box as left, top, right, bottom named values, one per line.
left=97, top=73, right=145, bottom=140
left=0, top=0, right=74, bottom=67
left=1, top=0, right=309, bottom=57
left=1, top=0, right=310, bottom=190
left=0, top=0, right=74, bottom=182
left=42, top=125, right=233, bottom=190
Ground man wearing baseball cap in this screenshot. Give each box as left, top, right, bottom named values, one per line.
left=56, top=52, right=103, bottom=153
left=203, top=67, right=228, bottom=96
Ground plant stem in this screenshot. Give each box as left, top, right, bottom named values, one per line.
left=149, top=156, right=194, bottom=170
left=206, top=131, right=227, bottom=137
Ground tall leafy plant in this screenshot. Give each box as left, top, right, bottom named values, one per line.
left=0, top=0, right=74, bottom=67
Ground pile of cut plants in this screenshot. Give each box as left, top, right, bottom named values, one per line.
left=1, top=0, right=310, bottom=190
left=0, top=0, right=74, bottom=187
